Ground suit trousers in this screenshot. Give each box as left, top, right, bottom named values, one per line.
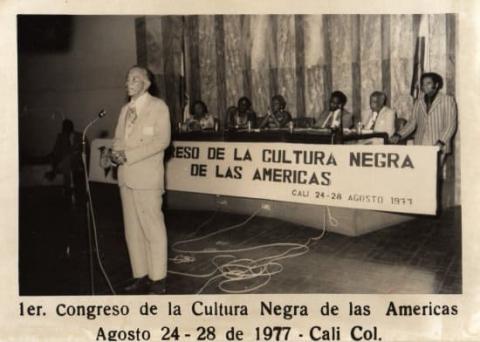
left=119, top=186, right=167, bottom=281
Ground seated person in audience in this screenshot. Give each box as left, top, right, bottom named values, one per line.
left=225, top=96, right=257, bottom=130
left=184, top=100, right=215, bottom=131
left=314, top=91, right=353, bottom=129
left=258, top=94, right=292, bottom=129
left=362, top=91, right=396, bottom=137
left=45, top=119, right=85, bottom=199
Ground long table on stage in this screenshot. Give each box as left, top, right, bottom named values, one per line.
left=166, top=129, right=414, bottom=237
left=172, top=128, right=389, bottom=144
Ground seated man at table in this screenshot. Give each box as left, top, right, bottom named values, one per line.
left=314, top=91, right=353, bottom=130
left=184, top=100, right=215, bottom=131
left=225, top=96, right=257, bottom=130
left=258, top=94, right=292, bottom=129
left=362, top=91, right=396, bottom=137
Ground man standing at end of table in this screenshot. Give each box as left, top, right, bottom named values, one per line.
left=390, top=72, right=457, bottom=166
left=111, top=65, right=171, bottom=295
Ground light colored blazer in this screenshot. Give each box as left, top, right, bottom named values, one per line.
left=363, top=106, right=396, bottom=138
left=398, top=93, right=457, bottom=154
left=113, top=93, right=171, bottom=190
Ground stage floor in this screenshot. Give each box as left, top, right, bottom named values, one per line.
left=19, top=184, right=461, bottom=295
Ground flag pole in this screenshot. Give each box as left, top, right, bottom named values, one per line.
left=181, top=16, right=190, bottom=123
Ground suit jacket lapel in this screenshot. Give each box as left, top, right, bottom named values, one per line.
left=122, top=106, right=130, bottom=139
left=364, top=111, right=376, bottom=129
left=428, top=93, right=442, bottom=114
left=321, top=111, right=332, bottom=128
left=419, top=96, right=428, bottom=115
left=376, top=107, right=386, bottom=126
left=327, top=112, right=334, bottom=127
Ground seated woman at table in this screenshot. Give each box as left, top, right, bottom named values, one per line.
left=184, top=100, right=215, bottom=131
left=225, top=96, right=257, bottom=130
left=258, top=94, right=292, bottom=129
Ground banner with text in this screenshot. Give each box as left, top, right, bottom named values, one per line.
left=89, top=139, right=439, bottom=215
left=165, top=141, right=438, bottom=215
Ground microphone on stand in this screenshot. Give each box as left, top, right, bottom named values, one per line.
left=81, top=109, right=107, bottom=176
left=79, top=108, right=116, bottom=295
left=83, top=109, right=107, bottom=141
left=97, top=109, right=107, bottom=118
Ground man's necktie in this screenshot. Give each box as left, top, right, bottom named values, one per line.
left=125, top=104, right=137, bottom=138
left=127, top=105, right=137, bottom=124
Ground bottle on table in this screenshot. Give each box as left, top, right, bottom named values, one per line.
left=356, top=122, right=363, bottom=135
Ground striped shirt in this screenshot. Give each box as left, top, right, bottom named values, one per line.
left=398, top=92, right=457, bottom=154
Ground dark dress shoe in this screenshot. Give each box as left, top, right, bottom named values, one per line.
left=149, top=278, right=166, bottom=295
left=124, top=276, right=152, bottom=294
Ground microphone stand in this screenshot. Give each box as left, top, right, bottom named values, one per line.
left=81, top=116, right=101, bottom=295
left=80, top=111, right=116, bottom=295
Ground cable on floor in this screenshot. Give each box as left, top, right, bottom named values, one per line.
left=168, top=205, right=338, bottom=294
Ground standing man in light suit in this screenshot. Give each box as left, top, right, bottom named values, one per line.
left=112, top=65, right=171, bottom=294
